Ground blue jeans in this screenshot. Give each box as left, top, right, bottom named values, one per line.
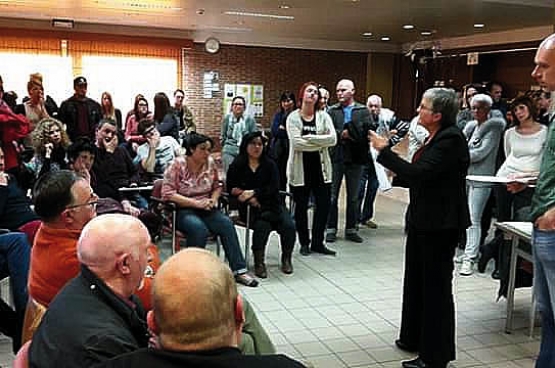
left=0, top=232, right=31, bottom=314
left=533, top=229, right=555, bottom=368
left=176, top=208, right=247, bottom=274
left=358, top=162, right=379, bottom=223
left=464, top=185, right=491, bottom=261
left=327, top=162, right=363, bottom=234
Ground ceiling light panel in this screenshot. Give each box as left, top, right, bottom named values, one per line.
left=224, top=11, right=294, bottom=20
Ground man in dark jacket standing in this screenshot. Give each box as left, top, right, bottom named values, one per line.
left=58, top=76, right=102, bottom=142
left=326, top=79, right=371, bottom=244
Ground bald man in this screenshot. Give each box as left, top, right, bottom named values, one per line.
left=508, top=33, right=555, bottom=368
left=28, top=214, right=151, bottom=368
left=99, top=248, right=305, bottom=368
left=327, top=79, right=372, bottom=245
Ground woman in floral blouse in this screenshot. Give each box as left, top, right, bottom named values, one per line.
left=162, top=133, right=258, bottom=287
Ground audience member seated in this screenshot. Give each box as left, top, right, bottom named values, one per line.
left=92, top=118, right=144, bottom=214
left=29, top=170, right=97, bottom=308
left=13, top=73, right=50, bottom=147
left=226, top=131, right=296, bottom=278
left=28, top=214, right=151, bottom=367
left=0, top=232, right=31, bottom=353
left=25, top=117, right=69, bottom=181
left=0, top=146, right=39, bottom=230
left=173, top=89, right=196, bottom=137
left=67, top=137, right=97, bottom=184
left=98, top=248, right=306, bottom=368
left=136, top=119, right=180, bottom=180
left=221, top=96, right=257, bottom=173
left=161, top=133, right=258, bottom=287
left=124, top=95, right=151, bottom=149
left=153, top=92, right=179, bottom=141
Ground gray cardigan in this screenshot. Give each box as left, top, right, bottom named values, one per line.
left=463, top=117, right=506, bottom=176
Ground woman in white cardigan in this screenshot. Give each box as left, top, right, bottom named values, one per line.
left=286, top=81, right=337, bottom=256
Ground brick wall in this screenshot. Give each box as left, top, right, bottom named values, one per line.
left=182, top=43, right=368, bottom=149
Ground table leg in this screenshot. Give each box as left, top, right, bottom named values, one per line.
left=505, top=235, right=519, bottom=334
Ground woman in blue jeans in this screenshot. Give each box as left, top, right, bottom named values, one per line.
left=161, top=133, right=258, bottom=287
left=0, top=232, right=31, bottom=353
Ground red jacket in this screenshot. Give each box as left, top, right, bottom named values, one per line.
left=0, top=102, right=30, bottom=170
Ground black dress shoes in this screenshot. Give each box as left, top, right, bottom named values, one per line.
left=395, top=339, right=417, bottom=353
left=299, top=245, right=310, bottom=256
left=311, top=246, right=336, bottom=256
left=402, top=357, right=446, bottom=368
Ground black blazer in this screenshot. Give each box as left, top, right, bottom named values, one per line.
left=378, top=124, right=470, bottom=231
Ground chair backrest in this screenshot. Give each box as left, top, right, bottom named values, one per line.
left=13, top=340, right=31, bottom=368
left=21, top=297, right=47, bottom=345
left=18, top=220, right=41, bottom=246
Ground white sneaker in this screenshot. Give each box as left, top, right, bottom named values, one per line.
left=453, top=254, right=465, bottom=264
left=460, top=260, right=474, bottom=276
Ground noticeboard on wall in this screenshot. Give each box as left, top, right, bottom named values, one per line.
left=223, top=83, right=264, bottom=118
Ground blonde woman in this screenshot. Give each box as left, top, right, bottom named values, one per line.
left=26, top=117, right=70, bottom=179
left=14, top=73, right=50, bottom=146
left=100, top=92, right=123, bottom=131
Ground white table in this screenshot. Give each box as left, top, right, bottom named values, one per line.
left=494, top=221, right=534, bottom=336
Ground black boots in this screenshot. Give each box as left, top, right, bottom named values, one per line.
left=281, top=252, right=293, bottom=274
left=253, top=251, right=267, bottom=278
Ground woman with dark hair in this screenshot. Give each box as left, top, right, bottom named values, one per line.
left=162, top=133, right=258, bottom=287
left=25, top=117, right=70, bottom=180
left=100, top=92, right=123, bottom=131
left=124, top=96, right=152, bottom=146
left=479, top=95, right=548, bottom=277
left=67, top=137, right=97, bottom=184
left=370, top=88, right=470, bottom=368
left=270, top=91, right=296, bottom=192
left=153, top=92, right=179, bottom=141
left=227, top=131, right=296, bottom=278
left=220, top=96, right=257, bottom=173
left=286, top=81, right=336, bottom=256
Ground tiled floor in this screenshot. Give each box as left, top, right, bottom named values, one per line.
left=0, top=190, right=541, bottom=367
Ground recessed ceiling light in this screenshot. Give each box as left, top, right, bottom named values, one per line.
left=403, top=24, right=414, bottom=30
left=224, top=10, right=294, bottom=20
left=362, top=32, right=373, bottom=37
left=381, top=36, right=390, bottom=41
left=420, top=31, right=432, bottom=36
left=474, top=23, right=485, bottom=28
left=279, top=4, right=290, bottom=9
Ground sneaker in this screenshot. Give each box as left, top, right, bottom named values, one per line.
left=363, top=219, right=378, bottom=229
left=453, top=254, right=465, bottom=264
left=345, top=232, right=364, bottom=243
left=459, top=260, right=474, bottom=276
left=326, top=232, right=337, bottom=243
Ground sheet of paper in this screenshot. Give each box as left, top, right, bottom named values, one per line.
left=466, top=175, right=536, bottom=184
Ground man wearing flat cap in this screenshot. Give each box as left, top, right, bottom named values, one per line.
left=58, top=76, right=102, bottom=142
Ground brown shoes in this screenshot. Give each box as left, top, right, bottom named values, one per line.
left=281, top=253, right=293, bottom=274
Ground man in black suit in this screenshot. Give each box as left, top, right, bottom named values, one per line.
left=99, top=248, right=306, bottom=368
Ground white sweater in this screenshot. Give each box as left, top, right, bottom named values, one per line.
left=496, top=125, right=548, bottom=177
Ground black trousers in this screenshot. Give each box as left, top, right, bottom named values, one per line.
left=291, top=182, right=330, bottom=250
left=251, top=209, right=296, bottom=254
left=400, top=228, right=458, bottom=365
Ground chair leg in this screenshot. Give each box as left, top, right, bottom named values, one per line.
left=530, top=287, right=537, bottom=338
left=244, top=205, right=251, bottom=269
left=171, top=209, right=177, bottom=255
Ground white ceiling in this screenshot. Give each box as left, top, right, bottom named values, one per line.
left=0, top=0, right=553, bottom=52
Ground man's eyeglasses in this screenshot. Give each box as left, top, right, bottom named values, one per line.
left=66, top=193, right=99, bottom=210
